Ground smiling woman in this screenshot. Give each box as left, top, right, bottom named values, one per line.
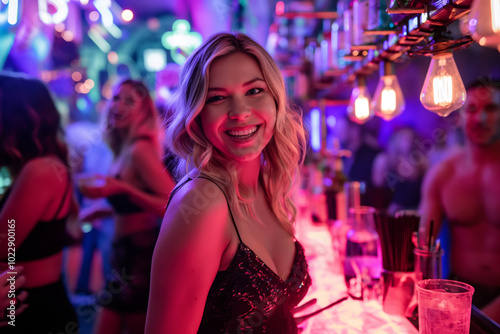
left=146, top=33, right=310, bottom=334
left=201, top=53, right=276, bottom=163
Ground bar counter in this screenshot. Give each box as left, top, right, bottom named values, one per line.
left=295, top=216, right=418, bottom=334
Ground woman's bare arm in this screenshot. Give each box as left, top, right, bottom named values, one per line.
left=145, top=178, right=231, bottom=334
left=78, top=141, right=175, bottom=216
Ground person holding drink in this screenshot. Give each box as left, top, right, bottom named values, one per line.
left=79, top=79, right=175, bottom=334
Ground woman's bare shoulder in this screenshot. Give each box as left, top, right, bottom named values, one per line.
left=22, top=155, right=65, bottom=170
left=164, top=177, right=230, bottom=230
left=128, top=137, right=157, bottom=158
left=20, top=157, right=68, bottom=185
left=4, top=157, right=69, bottom=220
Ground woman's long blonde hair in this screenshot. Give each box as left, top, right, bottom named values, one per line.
left=166, top=33, right=306, bottom=234
left=105, top=79, right=162, bottom=157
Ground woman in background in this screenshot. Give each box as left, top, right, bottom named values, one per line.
left=79, top=79, right=175, bottom=334
left=0, top=72, right=80, bottom=333
left=146, top=33, right=311, bottom=333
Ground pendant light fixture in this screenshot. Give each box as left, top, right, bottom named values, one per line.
left=347, top=76, right=374, bottom=124
left=372, top=62, right=405, bottom=121
left=420, top=52, right=467, bottom=117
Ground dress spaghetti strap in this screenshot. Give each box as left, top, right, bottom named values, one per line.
left=165, top=176, right=242, bottom=243
left=52, top=168, right=72, bottom=219
left=196, top=176, right=242, bottom=243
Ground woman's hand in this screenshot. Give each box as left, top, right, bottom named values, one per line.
left=78, top=175, right=126, bottom=199
left=78, top=202, right=113, bottom=222
left=0, top=266, right=28, bottom=327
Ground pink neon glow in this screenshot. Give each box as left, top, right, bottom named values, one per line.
left=276, top=1, right=285, bottom=16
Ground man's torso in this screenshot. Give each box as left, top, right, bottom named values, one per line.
left=440, top=152, right=500, bottom=286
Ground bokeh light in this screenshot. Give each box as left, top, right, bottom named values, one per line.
left=89, top=11, right=99, bottom=22
left=75, top=82, right=83, bottom=93
left=55, top=23, right=65, bottom=33
left=107, top=51, right=119, bottom=64
left=326, top=115, right=337, bottom=129
left=72, top=72, right=82, bottom=82
left=62, top=31, right=74, bottom=42
left=121, top=9, right=134, bottom=22
left=41, top=71, right=52, bottom=83
left=76, top=97, right=88, bottom=111
left=276, top=1, right=285, bottom=16
left=147, top=18, right=160, bottom=31
left=84, top=79, right=95, bottom=89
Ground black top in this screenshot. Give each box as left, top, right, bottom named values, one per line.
left=106, top=194, right=143, bottom=214
left=167, top=177, right=312, bottom=333
left=0, top=168, right=74, bottom=262
left=105, top=136, right=154, bottom=215
left=106, top=174, right=150, bottom=214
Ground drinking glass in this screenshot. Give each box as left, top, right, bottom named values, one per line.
left=414, top=248, right=444, bottom=282
left=416, top=279, right=474, bottom=334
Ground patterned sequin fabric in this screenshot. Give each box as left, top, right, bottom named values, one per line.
left=197, top=240, right=311, bottom=334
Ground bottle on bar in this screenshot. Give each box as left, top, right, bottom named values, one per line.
left=343, top=206, right=382, bottom=299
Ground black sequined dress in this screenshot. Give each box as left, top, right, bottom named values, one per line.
left=169, top=177, right=312, bottom=333
left=198, top=240, right=311, bottom=333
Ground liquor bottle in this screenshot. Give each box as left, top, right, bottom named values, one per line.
left=343, top=206, right=382, bottom=298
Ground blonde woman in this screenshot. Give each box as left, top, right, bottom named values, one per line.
left=80, top=79, right=175, bottom=334
left=146, top=33, right=311, bottom=333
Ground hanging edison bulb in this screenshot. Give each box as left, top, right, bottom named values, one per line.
left=347, top=76, right=374, bottom=124
left=468, top=0, right=500, bottom=51
left=372, top=62, right=405, bottom=121
left=420, top=52, right=467, bottom=117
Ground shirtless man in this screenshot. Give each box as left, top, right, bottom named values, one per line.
left=419, top=79, right=500, bottom=323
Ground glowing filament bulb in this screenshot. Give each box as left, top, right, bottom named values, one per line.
left=372, top=62, right=405, bottom=121
left=420, top=52, right=466, bottom=117
left=347, top=77, right=374, bottom=124
left=432, top=74, right=453, bottom=106
left=381, top=88, right=396, bottom=113
left=354, top=97, right=370, bottom=119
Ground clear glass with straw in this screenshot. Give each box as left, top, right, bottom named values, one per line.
left=414, top=248, right=444, bottom=282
